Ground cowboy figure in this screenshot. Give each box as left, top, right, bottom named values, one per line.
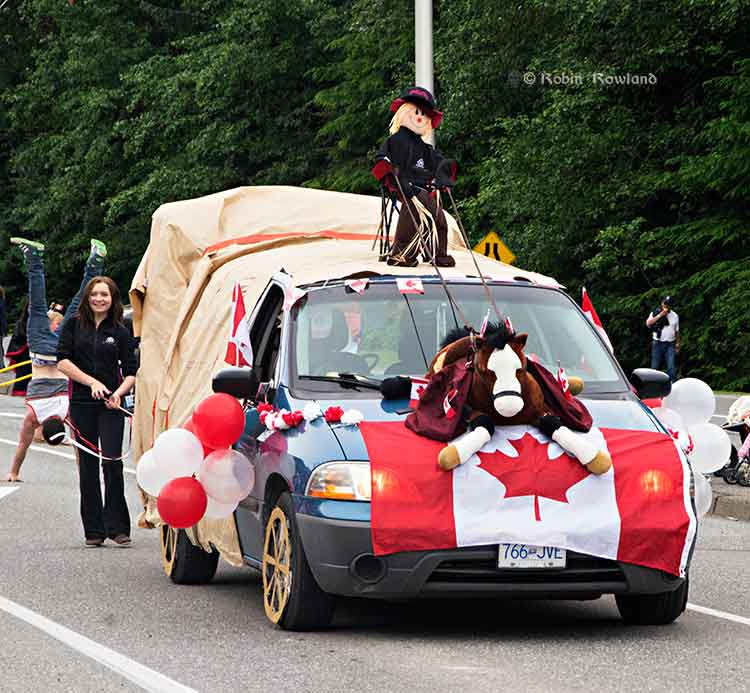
left=371, top=86, right=457, bottom=268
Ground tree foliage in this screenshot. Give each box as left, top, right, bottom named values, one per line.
left=1, top=0, right=747, bottom=388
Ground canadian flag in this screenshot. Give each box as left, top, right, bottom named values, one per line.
left=224, top=282, right=253, bottom=367
left=582, top=287, right=614, bottom=353
left=557, top=366, right=572, bottom=400
left=409, top=376, right=430, bottom=409
left=359, top=422, right=696, bottom=577
left=396, top=277, right=424, bottom=295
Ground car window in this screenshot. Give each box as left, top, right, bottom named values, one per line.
left=250, top=284, right=284, bottom=383
left=292, top=282, right=625, bottom=394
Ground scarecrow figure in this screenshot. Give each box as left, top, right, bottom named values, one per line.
left=371, top=87, right=457, bottom=267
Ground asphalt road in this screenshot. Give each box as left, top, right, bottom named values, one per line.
left=1, top=394, right=748, bottom=693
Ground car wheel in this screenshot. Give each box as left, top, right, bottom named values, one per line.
left=615, top=578, right=688, bottom=625
left=262, top=492, right=334, bottom=630
left=160, top=525, right=219, bottom=585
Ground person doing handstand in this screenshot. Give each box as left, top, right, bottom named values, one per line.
left=3, top=238, right=106, bottom=482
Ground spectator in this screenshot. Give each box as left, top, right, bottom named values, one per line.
left=0, top=286, right=6, bottom=368
left=5, top=298, right=31, bottom=397
left=646, top=295, right=680, bottom=381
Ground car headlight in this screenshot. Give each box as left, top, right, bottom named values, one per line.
left=306, top=461, right=371, bottom=501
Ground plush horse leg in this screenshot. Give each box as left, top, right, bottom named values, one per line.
left=438, top=427, right=492, bottom=471
left=438, top=415, right=495, bottom=471
left=538, top=415, right=612, bottom=475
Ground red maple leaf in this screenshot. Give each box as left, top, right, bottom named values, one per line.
left=477, top=433, right=591, bottom=521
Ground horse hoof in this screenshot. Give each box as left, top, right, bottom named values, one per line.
left=568, top=376, right=584, bottom=396
left=438, top=446, right=461, bottom=471
left=586, top=451, right=612, bottom=475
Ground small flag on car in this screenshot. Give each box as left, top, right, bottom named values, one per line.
left=225, top=282, right=253, bottom=367
left=582, top=287, right=614, bottom=353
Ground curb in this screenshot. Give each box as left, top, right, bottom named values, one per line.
left=708, top=480, right=750, bottom=522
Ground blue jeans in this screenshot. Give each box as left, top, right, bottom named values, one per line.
left=26, top=251, right=104, bottom=358
left=651, top=340, right=677, bottom=382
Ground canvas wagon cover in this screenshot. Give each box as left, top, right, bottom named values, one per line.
left=129, top=185, right=558, bottom=564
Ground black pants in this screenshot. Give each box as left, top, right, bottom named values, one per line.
left=70, top=402, right=131, bottom=540
left=391, top=189, right=451, bottom=262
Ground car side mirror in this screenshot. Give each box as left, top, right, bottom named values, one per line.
left=630, top=368, right=672, bottom=400
left=212, top=367, right=260, bottom=400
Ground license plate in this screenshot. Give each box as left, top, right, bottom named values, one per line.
left=498, top=544, right=566, bottom=569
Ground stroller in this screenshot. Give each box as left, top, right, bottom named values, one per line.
left=719, top=396, right=750, bottom=486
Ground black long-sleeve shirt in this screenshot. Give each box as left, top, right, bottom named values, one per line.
left=57, top=316, right=137, bottom=403
left=375, top=126, right=447, bottom=194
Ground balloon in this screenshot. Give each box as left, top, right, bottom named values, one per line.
left=192, top=394, right=245, bottom=449
left=203, top=495, right=239, bottom=520
left=686, top=423, right=732, bottom=474
left=151, top=428, right=205, bottom=483
left=198, top=449, right=256, bottom=504
left=663, top=378, right=715, bottom=428
left=157, top=477, right=208, bottom=528
left=651, top=406, right=686, bottom=433
left=693, top=471, right=713, bottom=518
left=136, top=449, right=175, bottom=497
left=183, top=416, right=217, bottom=457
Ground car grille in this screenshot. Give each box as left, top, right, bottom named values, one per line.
left=426, top=550, right=625, bottom=586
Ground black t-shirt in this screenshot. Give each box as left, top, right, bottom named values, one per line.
left=57, top=316, right=138, bottom=403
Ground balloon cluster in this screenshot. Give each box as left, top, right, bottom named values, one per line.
left=136, top=393, right=254, bottom=528
left=651, top=378, right=731, bottom=518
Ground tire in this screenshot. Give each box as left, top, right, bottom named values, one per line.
left=262, top=491, right=335, bottom=630
left=723, top=466, right=739, bottom=484
left=616, top=578, right=688, bottom=625
left=160, top=525, right=219, bottom=585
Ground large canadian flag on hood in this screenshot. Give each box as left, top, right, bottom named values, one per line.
left=359, top=422, right=697, bottom=577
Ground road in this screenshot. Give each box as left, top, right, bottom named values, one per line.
left=0, top=393, right=748, bottom=693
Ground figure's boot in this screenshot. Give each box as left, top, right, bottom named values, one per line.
left=432, top=207, right=455, bottom=267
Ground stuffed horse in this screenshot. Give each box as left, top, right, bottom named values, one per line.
left=387, top=323, right=612, bottom=475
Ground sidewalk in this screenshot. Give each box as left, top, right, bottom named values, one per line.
left=709, top=476, right=750, bottom=522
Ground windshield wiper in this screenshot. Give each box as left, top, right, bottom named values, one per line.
left=298, top=373, right=383, bottom=391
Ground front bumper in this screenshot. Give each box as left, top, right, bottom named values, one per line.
left=296, top=511, right=685, bottom=600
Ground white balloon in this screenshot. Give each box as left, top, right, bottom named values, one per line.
left=686, top=423, right=732, bottom=474
left=203, top=495, right=239, bottom=520
left=152, top=428, right=205, bottom=482
left=136, top=449, right=173, bottom=497
left=198, top=449, right=255, bottom=504
left=652, top=406, right=685, bottom=433
left=693, top=471, right=713, bottom=518
left=663, top=378, right=715, bottom=428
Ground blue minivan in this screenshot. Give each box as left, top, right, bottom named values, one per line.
left=159, top=272, right=691, bottom=630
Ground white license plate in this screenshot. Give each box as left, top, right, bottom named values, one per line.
left=498, top=544, right=566, bottom=569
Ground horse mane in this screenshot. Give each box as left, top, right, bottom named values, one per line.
left=440, top=322, right=514, bottom=351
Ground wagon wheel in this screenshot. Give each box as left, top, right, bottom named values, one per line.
left=262, top=506, right=292, bottom=623
left=160, top=524, right=177, bottom=576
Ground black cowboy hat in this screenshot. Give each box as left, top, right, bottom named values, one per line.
left=389, top=86, right=443, bottom=129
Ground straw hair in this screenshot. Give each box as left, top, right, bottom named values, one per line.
left=389, top=102, right=433, bottom=141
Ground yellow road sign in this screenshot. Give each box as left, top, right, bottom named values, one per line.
left=473, top=231, right=516, bottom=264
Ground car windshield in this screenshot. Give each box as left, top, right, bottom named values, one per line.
left=292, top=281, right=625, bottom=394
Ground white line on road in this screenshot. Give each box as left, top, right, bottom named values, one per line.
left=0, top=438, right=136, bottom=475
left=0, top=412, right=25, bottom=418
left=0, top=595, right=197, bottom=693
left=0, top=487, right=20, bottom=500
left=687, top=603, right=750, bottom=627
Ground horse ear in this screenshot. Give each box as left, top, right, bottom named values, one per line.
left=513, top=333, right=528, bottom=349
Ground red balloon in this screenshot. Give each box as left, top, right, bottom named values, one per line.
left=192, top=393, right=245, bottom=449
left=183, top=416, right=218, bottom=457
left=157, top=477, right=208, bottom=529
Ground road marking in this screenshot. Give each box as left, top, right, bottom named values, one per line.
left=0, top=438, right=136, bottom=475
left=0, top=412, right=25, bottom=418
left=0, top=595, right=197, bottom=692
left=687, top=603, right=750, bottom=626
left=0, top=487, right=20, bottom=500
